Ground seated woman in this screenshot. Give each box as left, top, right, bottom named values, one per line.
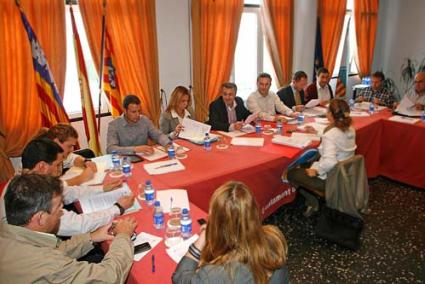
left=287, top=99, right=357, bottom=215
left=172, top=181, right=289, bottom=284
left=159, top=86, right=194, bottom=139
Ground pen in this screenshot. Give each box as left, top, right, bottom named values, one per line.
left=152, top=254, right=155, bottom=273
left=170, top=196, right=173, bottom=211
left=155, top=162, right=178, bottom=169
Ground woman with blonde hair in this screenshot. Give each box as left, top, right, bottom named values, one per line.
left=159, top=86, right=194, bottom=139
left=172, top=181, right=289, bottom=284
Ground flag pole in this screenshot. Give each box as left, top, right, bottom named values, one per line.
left=97, top=0, right=107, bottom=134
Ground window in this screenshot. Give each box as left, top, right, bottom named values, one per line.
left=63, top=5, right=109, bottom=118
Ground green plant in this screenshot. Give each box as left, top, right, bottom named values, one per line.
left=400, top=58, right=417, bottom=93
left=383, top=78, right=400, bottom=101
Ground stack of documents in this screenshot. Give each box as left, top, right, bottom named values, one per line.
left=355, top=102, right=386, bottom=111
left=137, top=147, right=168, bottom=161
left=231, top=137, right=264, bottom=147
left=395, top=96, right=423, bottom=117
left=388, top=115, right=420, bottom=124
left=303, top=106, right=327, bottom=117
left=272, top=135, right=313, bottom=148
left=143, top=160, right=185, bottom=175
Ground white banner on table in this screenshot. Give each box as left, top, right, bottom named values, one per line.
left=133, top=232, right=163, bottom=261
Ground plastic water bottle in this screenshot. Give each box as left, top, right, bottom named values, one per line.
left=369, top=102, right=375, bottom=115
left=255, top=118, right=262, bottom=134
left=144, top=180, right=155, bottom=207
left=422, top=110, right=425, bottom=122
left=168, top=143, right=176, bottom=159
left=297, top=113, right=304, bottom=126
left=111, top=150, right=121, bottom=172
left=349, top=98, right=355, bottom=110
left=276, top=119, right=283, bottom=135
left=180, top=208, right=192, bottom=239
left=153, top=201, right=164, bottom=229
left=204, top=133, right=211, bottom=151
left=122, top=156, right=131, bottom=177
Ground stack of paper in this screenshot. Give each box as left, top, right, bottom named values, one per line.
left=355, top=102, right=386, bottom=111
left=297, top=122, right=327, bottom=135
left=156, top=189, right=190, bottom=213
left=305, top=99, right=320, bottom=108
left=303, top=106, right=327, bottom=117
left=137, top=148, right=168, bottom=161
left=179, top=118, right=211, bottom=142
left=133, top=232, right=163, bottom=261
left=388, top=115, right=420, bottom=124
left=395, top=96, right=423, bottom=117
left=314, top=117, right=329, bottom=124
left=350, top=111, right=370, bottom=117
left=291, top=132, right=321, bottom=141
left=217, top=130, right=246, bottom=138
left=272, top=135, right=312, bottom=148
left=166, top=234, right=199, bottom=263
left=143, top=160, right=185, bottom=175
left=231, top=137, right=264, bottom=147
left=62, top=161, right=108, bottom=186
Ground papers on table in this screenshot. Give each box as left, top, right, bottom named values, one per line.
left=355, top=102, right=386, bottom=111
left=143, top=160, right=185, bottom=175
left=62, top=161, right=108, bottom=186
left=241, top=123, right=255, bottom=133
left=303, top=106, right=327, bottom=117
left=217, top=130, right=246, bottom=138
left=291, top=132, right=321, bottom=141
left=156, top=143, right=190, bottom=153
left=272, top=135, right=313, bottom=148
left=305, top=99, right=320, bottom=108
left=166, top=234, right=199, bottom=263
left=350, top=111, right=370, bottom=117
left=179, top=118, right=211, bottom=142
left=137, top=147, right=168, bottom=161
left=79, top=183, right=141, bottom=215
left=388, top=115, right=420, bottom=124
left=395, top=96, right=423, bottom=117
left=133, top=232, right=162, bottom=261
left=244, top=112, right=259, bottom=125
left=156, top=189, right=190, bottom=213
left=298, top=122, right=327, bottom=135
left=314, top=117, right=330, bottom=124
left=231, top=137, right=264, bottom=147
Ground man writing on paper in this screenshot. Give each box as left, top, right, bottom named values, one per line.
left=0, top=174, right=137, bottom=283
left=356, top=71, right=396, bottom=108
left=107, top=94, right=171, bottom=155
left=277, top=71, right=308, bottom=111
left=400, top=71, right=425, bottom=110
left=208, top=82, right=252, bottom=132
left=247, top=73, right=295, bottom=121
left=304, top=67, right=334, bottom=106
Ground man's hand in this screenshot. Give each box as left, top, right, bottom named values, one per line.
left=89, top=223, right=115, bottom=243
left=295, top=105, right=304, bottom=112
left=103, top=178, right=123, bottom=192
left=373, top=98, right=380, bottom=106
left=232, top=122, right=244, bottom=131
left=117, top=194, right=135, bottom=210
left=79, top=167, right=95, bottom=183
left=84, top=161, right=97, bottom=172
left=113, top=218, right=138, bottom=238
left=415, top=103, right=425, bottom=110
left=174, top=124, right=184, bottom=134
left=134, top=145, right=154, bottom=155
left=306, top=168, right=318, bottom=177
left=357, top=95, right=364, bottom=102
left=193, top=224, right=207, bottom=250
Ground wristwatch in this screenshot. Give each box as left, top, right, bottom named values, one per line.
left=114, top=202, right=125, bottom=215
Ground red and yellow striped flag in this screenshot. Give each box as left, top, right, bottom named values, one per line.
left=70, top=6, right=101, bottom=156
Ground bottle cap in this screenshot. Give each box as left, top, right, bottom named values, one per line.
left=182, top=208, right=189, bottom=214
left=154, top=201, right=160, bottom=206
left=145, top=180, right=152, bottom=185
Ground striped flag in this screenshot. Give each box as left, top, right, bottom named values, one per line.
left=103, top=31, right=123, bottom=117
left=18, top=6, right=69, bottom=127
left=313, top=17, right=324, bottom=80
left=70, top=6, right=101, bottom=156
left=335, top=66, right=347, bottom=98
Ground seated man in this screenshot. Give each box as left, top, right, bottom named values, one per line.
left=402, top=71, right=425, bottom=110
left=357, top=71, right=396, bottom=108
left=208, top=82, right=251, bottom=131
left=0, top=138, right=134, bottom=236
left=247, top=73, right=295, bottom=121
left=277, top=71, right=308, bottom=111
left=0, top=174, right=137, bottom=283
left=107, top=94, right=171, bottom=155
left=304, top=67, right=334, bottom=105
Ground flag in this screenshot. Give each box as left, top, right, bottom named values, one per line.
left=313, top=17, right=324, bottom=81
left=18, top=6, right=69, bottom=127
left=70, top=6, right=101, bottom=156
left=103, top=31, right=123, bottom=117
left=335, top=66, right=347, bottom=98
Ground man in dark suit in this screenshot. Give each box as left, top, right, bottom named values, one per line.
left=277, top=71, right=308, bottom=111
left=208, top=82, right=251, bottom=132
left=304, top=67, right=334, bottom=106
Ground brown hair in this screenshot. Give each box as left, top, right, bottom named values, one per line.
left=45, top=123, right=78, bottom=143
left=328, top=99, right=352, bottom=131
left=165, top=86, right=191, bottom=113
left=200, top=181, right=288, bottom=284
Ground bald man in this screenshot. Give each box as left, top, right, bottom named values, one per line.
left=405, top=72, right=425, bottom=110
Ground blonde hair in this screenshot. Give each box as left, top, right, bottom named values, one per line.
left=165, top=86, right=191, bottom=113
left=200, top=181, right=288, bottom=284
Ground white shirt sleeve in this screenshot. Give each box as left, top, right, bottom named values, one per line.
left=274, top=94, right=294, bottom=116
left=58, top=207, right=120, bottom=236
left=310, top=133, right=338, bottom=179
left=246, top=93, right=264, bottom=117
left=62, top=185, right=104, bottom=205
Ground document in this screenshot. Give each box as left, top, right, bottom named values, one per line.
left=137, top=147, right=168, bottom=161
left=156, top=189, right=190, bottom=213
left=166, top=234, right=199, bottom=263
left=305, top=99, right=320, bottom=109
left=350, top=111, right=370, bottom=117
left=291, top=132, right=321, bottom=141
left=62, top=161, right=108, bottom=186
left=303, top=106, right=327, bottom=117
left=272, top=135, right=312, bottom=148
left=395, top=96, right=423, bottom=117
left=143, top=160, right=185, bottom=175
left=314, top=117, right=330, bottom=124
left=217, top=130, right=246, bottom=138
left=79, top=183, right=141, bottom=214
left=297, top=122, right=327, bottom=135
left=133, top=232, right=163, bottom=261
left=156, top=143, right=190, bottom=153
left=179, top=118, right=211, bottom=141
left=244, top=112, right=259, bottom=125
left=355, top=102, right=386, bottom=111
left=388, top=115, right=420, bottom=124
left=231, top=137, right=264, bottom=147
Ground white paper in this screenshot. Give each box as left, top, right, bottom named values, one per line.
left=144, top=160, right=185, bottom=175
left=297, top=122, right=327, bottom=135
left=396, top=96, right=423, bottom=117
left=314, top=117, right=330, bottom=125
left=303, top=107, right=327, bottom=117
left=137, top=148, right=168, bottom=161
left=272, top=135, right=312, bottom=148
left=179, top=118, right=211, bottom=141
left=291, top=132, right=321, bottom=141
left=350, top=111, right=370, bottom=117
left=355, top=102, right=386, bottom=111
left=79, top=183, right=141, bottom=214
left=217, top=130, right=246, bottom=138
left=156, top=143, right=190, bottom=153
left=241, top=123, right=256, bottom=133
left=231, top=137, right=264, bottom=147
left=305, top=99, right=320, bottom=108
left=156, top=189, right=190, bottom=213
left=62, top=161, right=108, bottom=186
left=133, top=232, right=163, bottom=261
left=388, top=115, right=420, bottom=124
left=166, top=234, right=199, bottom=263
left=244, top=112, right=259, bottom=125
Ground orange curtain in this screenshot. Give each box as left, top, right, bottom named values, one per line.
left=261, top=0, right=294, bottom=88
left=318, top=0, right=346, bottom=76
left=192, top=0, right=243, bottom=122
left=354, top=0, right=379, bottom=78
left=79, top=0, right=161, bottom=124
left=0, top=0, right=66, bottom=182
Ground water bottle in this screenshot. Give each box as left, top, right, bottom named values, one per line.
left=153, top=201, right=164, bottom=229
left=276, top=119, right=283, bottom=135
left=422, top=110, right=425, bottom=123
left=168, top=143, right=176, bottom=159
left=122, top=156, right=131, bottom=177
left=180, top=208, right=192, bottom=240
left=144, top=180, right=155, bottom=207
left=255, top=118, right=262, bottom=134
left=111, top=150, right=121, bottom=172
left=297, top=113, right=304, bottom=126
left=204, top=133, right=211, bottom=151
left=349, top=98, right=355, bottom=110
left=369, top=102, right=375, bottom=115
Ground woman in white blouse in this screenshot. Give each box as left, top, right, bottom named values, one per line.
left=288, top=99, right=356, bottom=214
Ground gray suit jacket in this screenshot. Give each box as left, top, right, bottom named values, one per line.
left=172, top=256, right=289, bottom=284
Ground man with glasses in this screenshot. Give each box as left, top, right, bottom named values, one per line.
left=356, top=71, right=396, bottom=108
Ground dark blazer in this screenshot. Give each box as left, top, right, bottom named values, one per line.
left=277, top=85, right=305, bottom=109
left=304, top=82, right=334, bottom=103
left=208, top=96, right=251, bottom=131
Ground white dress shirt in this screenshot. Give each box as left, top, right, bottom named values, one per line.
left=247, top=90, right=293, bottom=121
left=317, top=81, right=331, bottom=102
left=311, top=126, right=357, bottom=180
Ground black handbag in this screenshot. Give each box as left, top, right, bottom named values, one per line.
left=315, top=206, right=364, bottom=250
